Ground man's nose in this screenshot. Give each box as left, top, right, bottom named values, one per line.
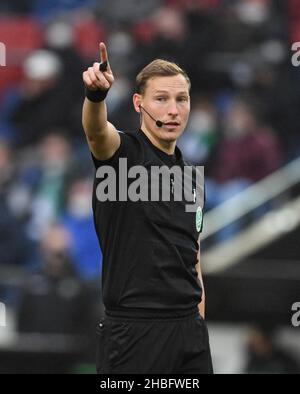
left=167, top=101, right=179, bottom=116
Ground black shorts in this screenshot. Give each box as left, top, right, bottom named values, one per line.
left=96, top=310, right=213, bottom=374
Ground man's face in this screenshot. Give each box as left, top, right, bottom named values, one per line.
left=135, top=74, right=190, bottom=145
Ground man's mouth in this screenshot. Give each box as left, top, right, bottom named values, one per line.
left=164, top=121, right=180, bottom=127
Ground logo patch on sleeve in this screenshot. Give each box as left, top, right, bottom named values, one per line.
left=196, top=206, right=203, bottom=232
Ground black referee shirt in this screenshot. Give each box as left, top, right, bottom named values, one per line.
left=91, top=129, right=204, bottom=316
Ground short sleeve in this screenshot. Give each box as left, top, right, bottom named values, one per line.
left=90, top=131, right=142, bottom=169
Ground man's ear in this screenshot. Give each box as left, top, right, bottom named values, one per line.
left=133, top=93, right=142, bottom=113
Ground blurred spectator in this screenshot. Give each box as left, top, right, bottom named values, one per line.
left=213, top=99, right=282, bottom=183
left=202, top=98, right=283, bottom=242
left=244, top=325, right=300, bottom=374
left=134, top=7, right=194, bottom=79
left=0, top=138, right=31, bottom=265
left=133, top=5, right=220, bottom=92
left=27, top=132, right=72, bottom=242
left=61, top=175, right=102, bottom=281
left=212, top=0, right=274, bottom=54
left=17, top=224, right=93, bottom=335
left=44, top=19, right=86, bottom=100
left=1, top=49, right=83, bottom=147
left=234, top=0, right=272, bottom=26
left=106, top=29, right=135, bottom=76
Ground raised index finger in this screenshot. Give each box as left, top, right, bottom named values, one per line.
left=99, top=42, right=108, bottom=64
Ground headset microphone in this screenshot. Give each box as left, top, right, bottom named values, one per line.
left=139, top=105, right=164, bottom=128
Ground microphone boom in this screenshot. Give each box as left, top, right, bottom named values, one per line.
left=139, top=105, right=164, bottom=128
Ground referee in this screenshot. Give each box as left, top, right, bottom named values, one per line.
left=82, top=42, right=213, bottom=374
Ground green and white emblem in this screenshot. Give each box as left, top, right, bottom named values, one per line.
left=196, top=206, right=202, bottom=232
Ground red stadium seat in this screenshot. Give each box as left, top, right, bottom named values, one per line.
left=0, top=17, right=43, bottom=95
left=73, top=19, right=106, bottom=60
left=132, top=20, right=156, bottom=45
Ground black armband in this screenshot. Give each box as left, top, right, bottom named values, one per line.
left=85, top=87, right=109, bottom=103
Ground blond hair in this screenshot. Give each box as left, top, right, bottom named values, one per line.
left=136, top=59, right=191, bottom=95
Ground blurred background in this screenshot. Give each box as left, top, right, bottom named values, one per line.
left=0, top=0, right=300, bottom=374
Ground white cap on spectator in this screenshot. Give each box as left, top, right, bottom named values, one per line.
left=23, top=50, right=62, bottom=80
left=46, top=21, right=74, bottom=49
